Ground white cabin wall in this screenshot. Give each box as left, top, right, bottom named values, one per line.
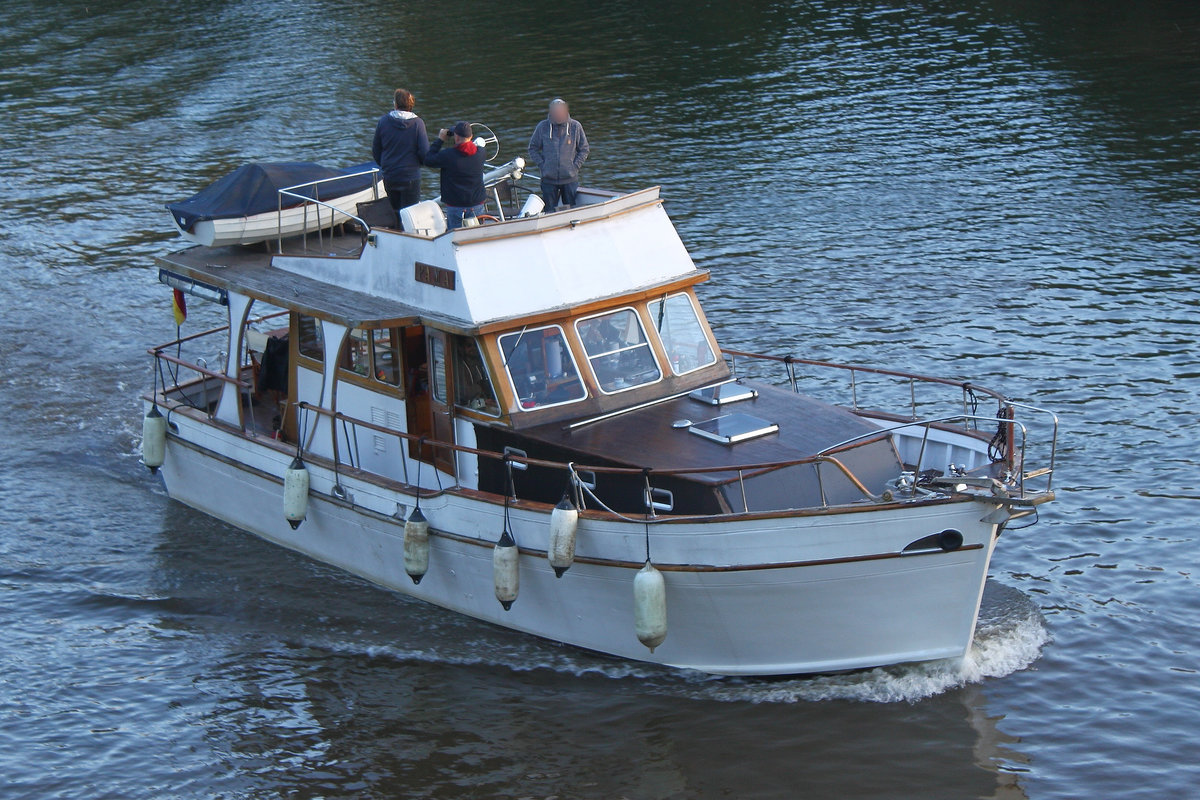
left=453, top=418, right=480, bottom=491
left=453, top=204, right=696, bottom=323
left=270, top=190, right=698, bottom=329
left=295, top=366, right=333, bottom=460
left=332, top=381, right=410, bottom=482
left=215, top=292, right=253, bottom=428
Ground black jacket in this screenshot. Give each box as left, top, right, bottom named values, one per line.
left=372, top=111, right=430, bottom=185
left=424, top=139, right=486, bottom=207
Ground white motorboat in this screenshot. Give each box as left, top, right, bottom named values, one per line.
left=142, top=151, right=1057, bottom=676
left=167, top=162, right=385, bottom=247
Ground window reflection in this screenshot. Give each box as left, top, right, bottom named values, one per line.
left=647, top=294, right=716, bottom=375
left=343, top=328, right=372, bottom=376
left=298, top=315, right=323, bottom=361
left=429, top=335, right=448, bottom=403
left=453, top=337, right=500, bottom=415
left=499, top=325, right=586, bottom=411
left=372, top=329, right=401, bottom=385
left=576, top=308, right=661, bottom=393
left=341, top=327, right=402, bottom=386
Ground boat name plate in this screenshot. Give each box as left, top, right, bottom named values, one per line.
left=415, top=261, right=456, bottom=291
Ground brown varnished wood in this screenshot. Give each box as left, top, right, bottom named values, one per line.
left=517, top=382, right=890, bottom=485
left=474, top=273, right=710, bottom=335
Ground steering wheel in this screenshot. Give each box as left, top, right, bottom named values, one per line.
left=470, top=122, right=501, bottom=163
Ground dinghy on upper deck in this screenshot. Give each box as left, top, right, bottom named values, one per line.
left=166, top=161, right=385, bottom=247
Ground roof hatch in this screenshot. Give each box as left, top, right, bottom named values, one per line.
left=689, top=382, right=758, bottom=406
left=689, top=412, right=779, bottom=445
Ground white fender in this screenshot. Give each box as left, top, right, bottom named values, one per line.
left=404, top=507, right=430, bottom=584
left=283, top=456, right=310, bottom=530
left=547, top=497, right=579, bottom=578
left=142, top=406, right=167, bottom=473
left=634, top=561, right=668, bottom=652
left=493, top=529, right=519, bottom=610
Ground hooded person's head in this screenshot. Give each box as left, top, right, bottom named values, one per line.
left=452, top=120, right=473, bottom=143
left=548, top=98, right=569, bottom=124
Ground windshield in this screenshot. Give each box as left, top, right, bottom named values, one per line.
left=499, top=325, right=586, bottom=411
left=575, top=308, right=662, bottom=394
left=648, top=293, right=716, bottom=375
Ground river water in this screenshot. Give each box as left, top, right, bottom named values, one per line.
left=1, top=1, right=1198, bottom=798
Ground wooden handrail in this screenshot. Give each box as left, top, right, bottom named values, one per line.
left=149, top=309, right=289, bottom=353
left=153, top=351, right=249, bottom=388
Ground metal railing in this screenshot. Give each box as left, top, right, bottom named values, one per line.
left=722, top=348, right=1058, bottom=495
left=722, top=349, right=1007, bottom=425
left=291, top=401, right=881, bottom=519
left=275, top=168, right=381, bottom=253
left=148, top=324, right=1056, bottom=519
left=149, top=310, right=288, bottom=423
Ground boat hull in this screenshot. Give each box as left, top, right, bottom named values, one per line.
left=155, top=421, right=1003, bottom=676
left=174, top=181, right=385, bottom=247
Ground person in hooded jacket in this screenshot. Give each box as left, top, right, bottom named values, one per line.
left=527, top=98, right=590, bottom=212
left=424, top=121, right=487, bottom=229
left=372, top=89, right=430, bottom=224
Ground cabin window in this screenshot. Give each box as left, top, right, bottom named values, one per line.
left=371, top=328, right=401, bottom=385
left=429, top=335, right=449, bottom=403
left=575, top=307, right=662, bottom=394
left=339, top=327, right=402, bottom=387
left=499, top=325, right=586, bottom=411
left=647, top=293, right=717, bottom=375
left=298, top=315, right=323, bottom=361
left=342, top=328, right=372, bottom=376
left=453, top=336, right=500, bottom=415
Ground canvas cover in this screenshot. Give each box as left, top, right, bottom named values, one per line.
left=167, top=162, right=377, bottom=232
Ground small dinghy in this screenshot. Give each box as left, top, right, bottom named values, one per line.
left=167, top=162, right=384, bottom=247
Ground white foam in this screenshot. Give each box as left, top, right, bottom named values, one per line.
left=686, top=583, right=1050, bottom=704
left=695, top=612, right=1049, bottom=705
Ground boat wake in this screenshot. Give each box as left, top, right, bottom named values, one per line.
left=321, top=580, right=1048, bottom=705
left=690, top=581, right=1050, bottom=704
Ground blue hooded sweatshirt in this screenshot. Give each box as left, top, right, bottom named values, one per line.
left=372, top=110, right=430, bottom=185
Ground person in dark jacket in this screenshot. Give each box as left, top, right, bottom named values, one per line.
left=371, top=89, right=430, bottom=224
left=425, top=121, right=487, bottom=229
left=527, top=98, right=590, bottom=212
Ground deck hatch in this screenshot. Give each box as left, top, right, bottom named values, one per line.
left=689, top=413, right=779, bottom=445
left=689, top=383, right=758, bottom=406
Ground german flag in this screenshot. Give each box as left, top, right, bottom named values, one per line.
left=172, top=288, right=187, bottom=327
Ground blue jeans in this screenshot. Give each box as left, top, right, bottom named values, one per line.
left=541, top=179, right=578, bottom=212
left=445, top=203, right=486, bottom=229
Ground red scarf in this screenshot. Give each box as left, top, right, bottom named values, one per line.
left=456, top=140, right=478, bottom=155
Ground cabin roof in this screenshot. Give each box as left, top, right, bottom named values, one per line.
left=156, top=186, right=705, bottom=334
left=155, top=240, right=431, bottom=330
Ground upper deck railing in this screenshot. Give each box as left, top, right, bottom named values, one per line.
left=275, top=168, right=381, bottom=253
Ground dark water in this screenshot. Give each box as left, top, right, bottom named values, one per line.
left=2, top=1, right=1199, bottom=797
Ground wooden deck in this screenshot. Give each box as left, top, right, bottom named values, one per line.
left=522, top=382, right=890, bottom=484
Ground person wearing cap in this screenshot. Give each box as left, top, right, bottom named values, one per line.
left=424, top=121, right=487, bottom=229
left=527, top=98, right=590, bottom=212
left=371, top=88, right=430, bottom=225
